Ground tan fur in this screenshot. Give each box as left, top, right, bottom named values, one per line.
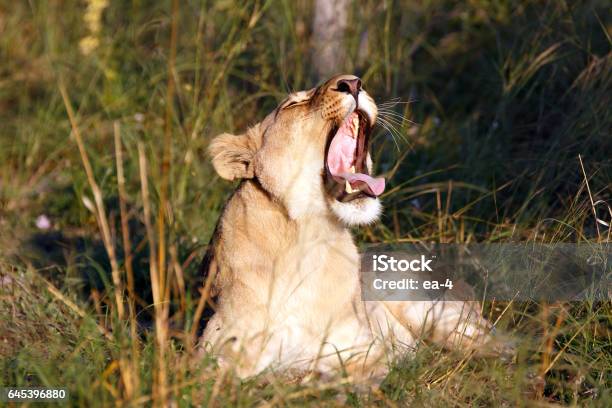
left=199, top=75, right=495, bottom=383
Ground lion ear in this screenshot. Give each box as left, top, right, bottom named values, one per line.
left=208, top=132, right=256, bottom=180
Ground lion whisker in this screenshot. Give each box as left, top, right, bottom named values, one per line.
left=377, top=115, right=415, bottom=151
left=378, top=111, right=418, bottom=127
left=375, top=117, right=404, bottom=151
left=380, top=115, right=409, bottom=128
left=376, top=122, right=401, bottom=151
left=377, top=97, right=417, bottom=107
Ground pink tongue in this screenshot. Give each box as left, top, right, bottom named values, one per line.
left=340, top=172, right=386, bottom=196
left=326, top=113, right=385, bottom=197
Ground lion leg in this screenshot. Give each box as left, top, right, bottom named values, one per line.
left=199, top=287, right=291, bottom=377
left=201, top=317, right=289, bottom=377
left=383, top=298, right=493, bottom=352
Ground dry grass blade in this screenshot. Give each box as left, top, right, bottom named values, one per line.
left=42, top=276, right=112, bottom=341
left=578, top=154, right=602, bottom=241
left=157, top=0, right=180, bottom=307
left=113, top=121, right=140, bottom=399
left=114, top=123, right=135, bottom=307
left=58, top=81, right=125, bottom=321
left=169, top=244, right=186, bottom=317
left=138, top=142, right=169, bottom=405
left=189, top=259, right=218, bottom=347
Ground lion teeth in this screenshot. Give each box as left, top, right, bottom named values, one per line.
left=345, top=180, right=355, bottom=194
left=352, top=116, right=359, bottom=136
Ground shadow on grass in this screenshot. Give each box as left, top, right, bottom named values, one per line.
left=18, top=209, right=213, bottom=338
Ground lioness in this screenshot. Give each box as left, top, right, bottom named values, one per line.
left=199, top=75, right=494, bottom=382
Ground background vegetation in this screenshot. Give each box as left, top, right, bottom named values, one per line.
left=0, top=0, right=610, bottom=406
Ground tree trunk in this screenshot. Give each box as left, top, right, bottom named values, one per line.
left=312, top=0, right=350, bottom=81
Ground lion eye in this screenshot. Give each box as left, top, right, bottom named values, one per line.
left=280, top=97, right=310, bottom=110
left=281, top=100, right=302, bottom=110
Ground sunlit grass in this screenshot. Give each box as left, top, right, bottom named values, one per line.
left=0, top=0, right=610, bottom=406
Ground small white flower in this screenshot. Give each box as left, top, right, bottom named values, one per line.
left=134, top=113, right=145, bottom=123
left=36, top=214, right=51, bottom=230
left=0, top=275, right=13, bottom=286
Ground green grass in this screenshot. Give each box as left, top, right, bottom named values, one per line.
left=0, top=0, right=610, bottom=406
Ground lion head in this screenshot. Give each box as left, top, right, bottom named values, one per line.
left=209, top=74, right=385, bottom=225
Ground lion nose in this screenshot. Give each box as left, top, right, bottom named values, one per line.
left=336, top=77, right=362, bottom=102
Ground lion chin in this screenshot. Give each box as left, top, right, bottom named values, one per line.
left=330, top=197, right=382, bottom=225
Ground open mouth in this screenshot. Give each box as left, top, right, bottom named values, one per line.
left=324, top=111, right=385, bottom=202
